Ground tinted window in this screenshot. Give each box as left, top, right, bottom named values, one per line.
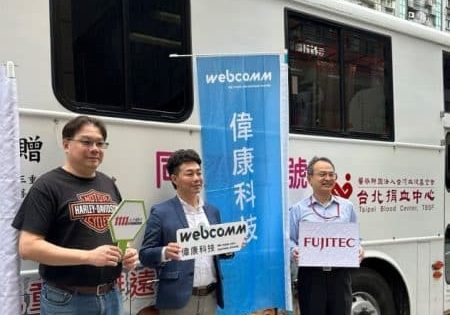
left=51, top=0, right=192, bottom=121
left=444, top=52, right=450, bottom=112
left=287, top=11, right=394, bottom=140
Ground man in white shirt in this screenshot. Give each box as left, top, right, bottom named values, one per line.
left=139, top=149, right=226, bottom=315
left=289, top=156, right=364, bottom=315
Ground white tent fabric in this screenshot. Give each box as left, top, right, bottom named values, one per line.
left=0, top=63, right=21, bottom=314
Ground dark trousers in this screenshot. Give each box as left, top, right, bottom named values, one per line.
left=297, top=267, right=352, bottom=315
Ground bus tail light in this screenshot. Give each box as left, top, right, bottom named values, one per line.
left=432, top=260, right=444, bottom=279
left=432, top=260, right=444, bottom=270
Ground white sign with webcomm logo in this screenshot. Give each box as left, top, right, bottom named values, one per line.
left=176, top=221, right=247, bottom=260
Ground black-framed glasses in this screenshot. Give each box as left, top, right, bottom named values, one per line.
left=69, top=139, right=109, bottom=149
left=313, top=172, right=337, bottom=179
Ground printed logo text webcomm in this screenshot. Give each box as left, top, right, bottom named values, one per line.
left=179, top=223, right=247, bottom=242
left=205, top=69, right=272, bottom=84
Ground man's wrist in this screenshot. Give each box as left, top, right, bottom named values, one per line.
left=81, top=249, right=91, bottom=265
left=161, top=246, right=170, bottom=262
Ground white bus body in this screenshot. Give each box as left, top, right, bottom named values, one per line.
left=2, top=0, right=450, bottom=314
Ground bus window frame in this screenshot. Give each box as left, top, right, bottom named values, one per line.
left=285, top=9, right=395, bottom=141
left=49, top=0, right=193, bottom=123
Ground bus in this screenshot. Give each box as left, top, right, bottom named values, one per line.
left=1, top=0, right=450, bottom=314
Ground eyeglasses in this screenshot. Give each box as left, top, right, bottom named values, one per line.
left=69, top=139, right=109, bottom=149
left=313, top=172, right=337, bottom=179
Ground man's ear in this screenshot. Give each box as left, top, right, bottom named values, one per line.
left=62, top=139, right=70, bottom=151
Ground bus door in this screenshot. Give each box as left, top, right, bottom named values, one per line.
left=444, top=132, right=450, bottom=313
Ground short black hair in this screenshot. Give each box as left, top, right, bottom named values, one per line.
left=167, top=149, right=202, bottom=176
left=167, top=149, right=202, bottom=190
left=62, top=115, right=107, bottom=140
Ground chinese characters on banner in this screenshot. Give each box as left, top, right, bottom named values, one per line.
left=197, top=54, right=289, bottom=314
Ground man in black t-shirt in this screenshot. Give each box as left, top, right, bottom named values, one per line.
left=12, top=115, right=138, bottom=315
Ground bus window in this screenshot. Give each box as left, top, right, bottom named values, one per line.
left=443, top=52, right=450, bottom=113
left=286, top=11, right=394, bottom=141
left=50, top=0, right=192, bottom=122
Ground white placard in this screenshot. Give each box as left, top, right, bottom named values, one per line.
left=298, top=222, right=360, bottom=267
left=176, top=221, right=247, bottom=260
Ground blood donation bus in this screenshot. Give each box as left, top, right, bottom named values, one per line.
left=2, top=0, right=450, bottom=314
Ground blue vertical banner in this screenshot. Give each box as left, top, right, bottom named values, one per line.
left=197, top=54, right=289, bottom=314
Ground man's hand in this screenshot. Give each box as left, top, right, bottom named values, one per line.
left=359, top=246, right=365, bottom=263
left=122, top=247, right=139, bottom=270
left=87, top=245, right=122, bottom=267
left=164, top=242, right=182, bottom=260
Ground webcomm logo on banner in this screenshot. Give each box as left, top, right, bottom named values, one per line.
left=205, top=69, right=272, bottom=84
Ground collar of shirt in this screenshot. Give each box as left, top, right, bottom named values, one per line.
left=309, top=194, right=338, bottom=208
left=177, top=194, right=205, bottom=215
left=307, top=194, right=341, bottom=220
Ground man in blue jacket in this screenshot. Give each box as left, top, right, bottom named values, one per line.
left=139, top=149, right=225, bottom=315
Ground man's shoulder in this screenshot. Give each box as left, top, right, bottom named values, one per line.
left=37, top=168, right=114, bottom=186
left=94, top=170, right=115, bottom=182
left=290, top=195, right=311, bottom=209
left=39, top=167, right=62, bottom=177
left=31, top=168, right=65, bottom=187
left=204, top=202, right=220, bottom=214
left=151, top=197, right=179, bottom=212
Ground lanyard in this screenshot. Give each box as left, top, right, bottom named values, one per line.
left=310, top=196, right=340, bottom=220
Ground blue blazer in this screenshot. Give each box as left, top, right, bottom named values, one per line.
left=139, top=197, right=225, bottom=309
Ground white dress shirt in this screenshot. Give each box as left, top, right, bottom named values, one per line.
left=161, top=195, right=217, bottom=287
left=178, top=196, right=217, bottom=287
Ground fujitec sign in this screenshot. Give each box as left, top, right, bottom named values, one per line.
left=298, top=222, right=360, bottom=268
left=108, top=199, right=146, bottom=253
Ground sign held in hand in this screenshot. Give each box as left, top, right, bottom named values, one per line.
left=108, top=199, right=146, bottom=254
left=176, top=221, right=248, bottom=260
left=298, top=222, right=360, bottom=268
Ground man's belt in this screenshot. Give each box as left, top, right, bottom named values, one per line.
left=48, top=281, right=116, bottom=295
left=192, top=282, right=216, bottom=296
